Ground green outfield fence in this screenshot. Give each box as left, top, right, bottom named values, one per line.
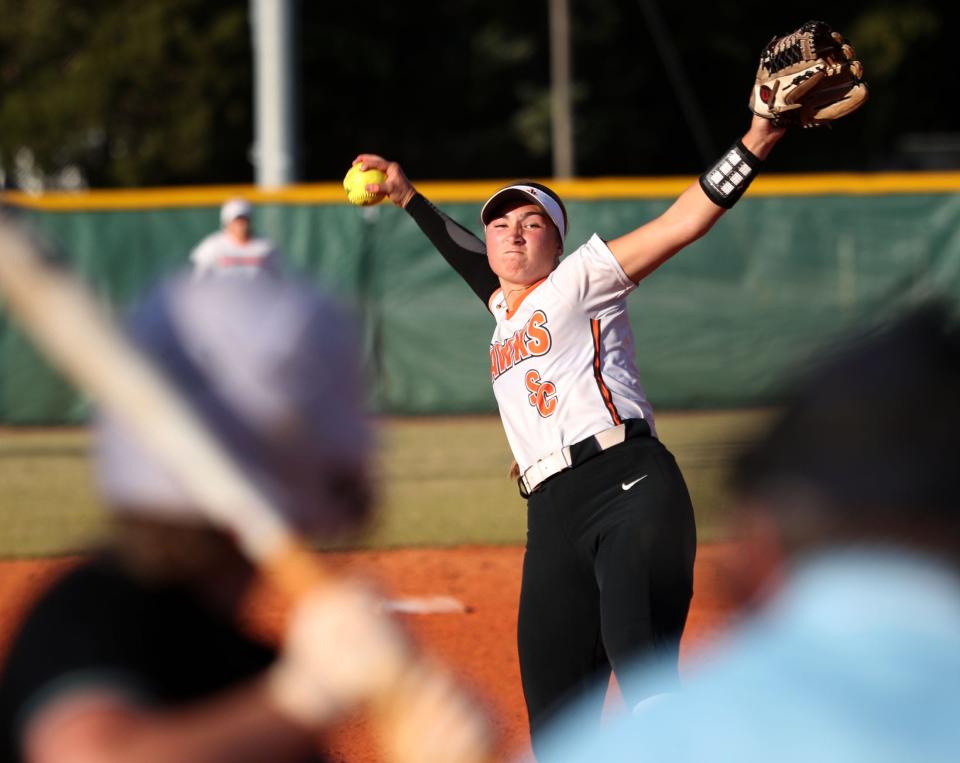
left=2, top=173, right=960, bottom=424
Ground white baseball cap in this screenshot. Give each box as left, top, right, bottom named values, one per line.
left=94, top=273, right=373, bottom=537
left=480, top=183, right=568, bottom=242
left=220, top=197, right=253, bottom=226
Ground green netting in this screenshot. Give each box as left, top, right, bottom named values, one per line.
left=2, top=192, right=959, bottom=423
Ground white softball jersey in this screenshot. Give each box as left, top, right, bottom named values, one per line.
left=190, top=231, right=283, bottom=279
left=488, top=234, right=656, bottom=472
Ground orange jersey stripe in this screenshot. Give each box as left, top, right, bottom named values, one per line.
left=591, top=319, right=621, bottom=426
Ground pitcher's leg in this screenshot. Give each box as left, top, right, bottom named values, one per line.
left=518, top=501, right=610, bottom=753
left=595, top=444, right=697, bottom=706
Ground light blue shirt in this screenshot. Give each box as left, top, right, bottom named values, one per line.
left=532, top=549, right=960, bottom=763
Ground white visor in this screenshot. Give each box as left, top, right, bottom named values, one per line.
left=480, top=185, right=566, bottom=242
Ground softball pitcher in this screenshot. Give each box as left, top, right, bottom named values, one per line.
left=355, top=21, right=864, bottom=755
left=358, top=114, right=782, bottom=754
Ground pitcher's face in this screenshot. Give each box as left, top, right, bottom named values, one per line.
left=484, top=202, right=562, bottom=288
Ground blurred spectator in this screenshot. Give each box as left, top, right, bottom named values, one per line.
left=530, top=302, right=960, bottom=763
left=190, top=198, right=284, bottom=278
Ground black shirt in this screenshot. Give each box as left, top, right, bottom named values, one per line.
left=0, top=555, right=287, bottom=761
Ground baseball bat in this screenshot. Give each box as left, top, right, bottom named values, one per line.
left=0, top=213, right=493, bottom=762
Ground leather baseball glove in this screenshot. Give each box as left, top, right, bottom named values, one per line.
left=749, top=20, right=867, bottom=128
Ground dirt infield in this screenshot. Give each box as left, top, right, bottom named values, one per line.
left=0, top=543, right=741, bottom=762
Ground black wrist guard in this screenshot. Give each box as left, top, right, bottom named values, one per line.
left=699, top=140, right=761, bottom=209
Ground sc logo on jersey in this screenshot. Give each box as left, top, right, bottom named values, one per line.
left=525, top=369, right=558, bottom=417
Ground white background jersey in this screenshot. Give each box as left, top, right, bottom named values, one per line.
left=488, top=234, right=656, bottom=471
left=190, top=231, right=282, bottom=279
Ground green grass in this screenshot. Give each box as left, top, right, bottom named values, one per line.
left=0, top=410, right=775, bottom=558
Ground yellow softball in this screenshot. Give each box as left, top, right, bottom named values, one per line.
left=343, top=163, right=387, bottom=206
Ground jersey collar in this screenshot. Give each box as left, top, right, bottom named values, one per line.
left=505, top=278, right=548, bottom=319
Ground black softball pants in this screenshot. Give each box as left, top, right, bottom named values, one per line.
left=517, top=434, right=696, bottom=756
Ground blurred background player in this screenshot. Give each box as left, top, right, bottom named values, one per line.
left=190, top=197, right=284, bottom=278
left=355, top=108, right=786, bottom=755
left=530, top=302, right=960, bottom=762
left=0, top=273, right=486, bottom=763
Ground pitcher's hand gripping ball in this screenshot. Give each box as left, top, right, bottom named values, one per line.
left=343, top=162, right=387, bottom=206
left=749, top=20, right=867, bottom=128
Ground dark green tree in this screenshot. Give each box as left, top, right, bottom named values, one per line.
left=0, top=0, right=251, bottom=187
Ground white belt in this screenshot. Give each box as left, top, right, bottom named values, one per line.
left=520, top=422, right=629, bottom=495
